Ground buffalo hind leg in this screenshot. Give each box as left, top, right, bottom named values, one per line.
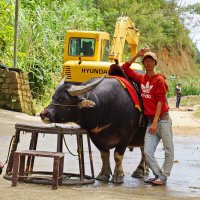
left=96, top=150, right=112, bottom=182
left=111, top=150, right=125, bottom=183
left=132, top=147, right=149, bottom=178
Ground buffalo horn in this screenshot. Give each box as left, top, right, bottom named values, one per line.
left=56, top=76, right=67, bottom=89
left=68, top=75, right=107, bottom=96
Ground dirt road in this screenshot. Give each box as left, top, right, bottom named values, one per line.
left=0, top=102, right=200, bottom=200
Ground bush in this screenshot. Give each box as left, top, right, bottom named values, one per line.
left=168, top=79, right=200, bottom=97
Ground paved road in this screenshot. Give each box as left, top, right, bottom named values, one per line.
left=0, top=109, right=200, bottom=199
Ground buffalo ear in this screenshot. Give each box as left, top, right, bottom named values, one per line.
left=79, top=99, right=96, bottom=108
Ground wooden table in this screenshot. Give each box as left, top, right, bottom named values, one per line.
left=4, top=123, right=95, bottom=185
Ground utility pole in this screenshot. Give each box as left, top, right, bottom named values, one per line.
left=14, top=0, right=19, bottom=68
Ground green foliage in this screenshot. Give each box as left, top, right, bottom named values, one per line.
left=0, top=1, right=14, bottom=65
left=126, top=0, right=195, bottom=52
left=167, top=68, right=200, bottom=97
left=182, top=82, right=200, bottom=96
left=181, top=3, right=200, bottom=14
left=18, top=0, right=105, bottom=97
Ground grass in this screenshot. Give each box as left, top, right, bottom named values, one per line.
left=194, top=106, right=200, bottom=118
left=167, top=65, right=200, bottom=97
left=181, top=95, right=200, bottom=118
left=181, top=95, right=200, bottom=106
left=33, top=89, right=54, bottom=115
left=167, top=64, right=200, bottom=119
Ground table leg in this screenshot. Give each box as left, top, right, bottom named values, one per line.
left=11, top=152, right=20, bottom=186
left=57, top=133, right=63, bottom=152
left=19, top=155, right=25, bottom=182
left=52, top=157, right=59, bottom=189
left=77, top=134, right=85, bottom=180
left=58, top=156, right=64, bottom=186
left=87, top=134, right=94, bottom=178
left=80, top=134, right=85, bottom=176
left=26, top=132, right=38, bottom=172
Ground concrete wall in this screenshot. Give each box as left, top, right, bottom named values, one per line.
left=0, top=68, right=36, bottom=115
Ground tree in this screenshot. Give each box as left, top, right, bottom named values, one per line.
left=0, top=1, right=14, bottom=66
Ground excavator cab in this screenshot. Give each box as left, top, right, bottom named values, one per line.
left=62, top=17, right=143, bottom=83
left=64, top=31, right=110, bottom=63
left=63, top=31, right=111, bottom=83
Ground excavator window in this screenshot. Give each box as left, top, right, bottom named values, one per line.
left=69, top=38, right=95, bottom=56
left=100, top=39, right=109, bottom=61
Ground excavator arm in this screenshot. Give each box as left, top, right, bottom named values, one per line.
left=110, top=16, right=139, bottom=63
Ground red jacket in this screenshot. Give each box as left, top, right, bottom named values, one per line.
left=122, top=62, right=169, bottom=117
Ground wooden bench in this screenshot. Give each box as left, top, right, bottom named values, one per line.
left=11, top=150, right=64, bottom=189
left=5, top=123, right=95, bottom=185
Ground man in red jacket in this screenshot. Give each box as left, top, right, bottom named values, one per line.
left=122, top=48, right=174, bottom=185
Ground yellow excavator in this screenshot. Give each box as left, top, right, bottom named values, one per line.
left=62, top=16, right=142, bottom=83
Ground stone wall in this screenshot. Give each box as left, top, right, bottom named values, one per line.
left=0, top=68, right=36, bottom=115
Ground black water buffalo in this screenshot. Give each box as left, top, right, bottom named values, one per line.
left=40, top=75, right=148, bottom=183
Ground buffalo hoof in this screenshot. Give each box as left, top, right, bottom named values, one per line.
left=96, top=174, right=110, bottom=182
left=111, top=175, right=124, bottom=183
left=131, top=171, right=144, bottom=178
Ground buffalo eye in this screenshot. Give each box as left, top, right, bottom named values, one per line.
left=60, top=99, right=68, bottom=104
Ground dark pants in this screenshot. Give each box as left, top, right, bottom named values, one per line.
left=176, top=96, right=181, bottom=108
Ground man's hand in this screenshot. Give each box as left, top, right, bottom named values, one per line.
left=137, top=48, right=150, bottom=57
left=127, top=48, right=150, bottom=64
left=149, top=121, right=158, bottom=134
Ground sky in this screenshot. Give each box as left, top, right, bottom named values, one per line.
left=178, top=0, right=200, bottom=50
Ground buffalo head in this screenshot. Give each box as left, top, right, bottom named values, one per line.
left=40, top=75, right=106, bottom=123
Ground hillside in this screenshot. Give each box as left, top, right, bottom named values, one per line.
left=156, top=47, right=196, bottom=76
left=0, top=0, right=200, bottom=100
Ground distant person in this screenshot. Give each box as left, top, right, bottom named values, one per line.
left=175, top=83, right=182, bottom=108
left=82, top=41, right=94, bottom=56
left=170, top=74, right=176, bottom=80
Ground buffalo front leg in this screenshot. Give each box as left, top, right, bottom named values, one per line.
left=96, top=150, right=112, bottom=182
left=132, top=147, right=149, bottom=178
left=111, top=151, right=124, bottom=183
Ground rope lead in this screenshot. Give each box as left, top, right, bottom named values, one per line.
left=0, top=135, right=15, bottom=175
